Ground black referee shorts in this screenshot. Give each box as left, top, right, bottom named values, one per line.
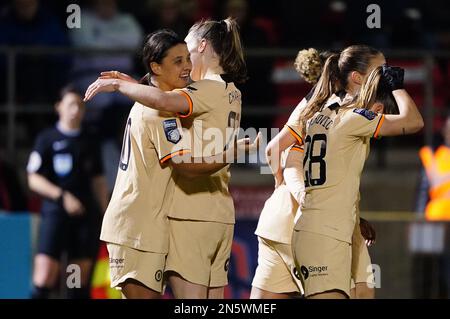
left=38, top=209, right=100, bottom=260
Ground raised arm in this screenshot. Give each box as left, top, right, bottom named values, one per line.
left=379, top=89, right=424, bottom=136
left=377, top=66, right=424, bottom=136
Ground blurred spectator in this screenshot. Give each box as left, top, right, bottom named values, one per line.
left=69, top=0, right=143, bottom=192
left=0, top=0, right=69, bottom=104
left=391, top=6, right=436, bottom=49
left=140, top=0, right=190, bottom=36
left=0, top=156, right=28, bottom=212
left=318, top=0, right=350, bottom=48
left=27, top=84, right=108, bottom=299
left=415, top=115, right=450, bottom=299
left=428, top=0, right=450, bottom=50
left=223, top=0, right=276, bottom=131
left=345, top=0, right=393, bottom=49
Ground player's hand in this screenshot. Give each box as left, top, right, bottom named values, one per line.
left=99, top=71, right=138, bottom=84
left=232, top=132, right=262, bottom=161
left=236, top=132, right=262, bottom=154
left=84, top=78, right=120, bottom=102
left=381, top=65, right=404, bottom=91
left=62, top=191, right=85, bottom=216
left=360, top=217, right=376, bottom=246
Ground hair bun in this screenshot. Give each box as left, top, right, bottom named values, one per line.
left=294, top=48, right=323, bottom=84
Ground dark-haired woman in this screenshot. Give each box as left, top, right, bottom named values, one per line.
left=98, top=29, right=193, bottom=299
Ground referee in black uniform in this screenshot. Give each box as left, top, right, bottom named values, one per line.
left=26, top=85, right=109, bottom=299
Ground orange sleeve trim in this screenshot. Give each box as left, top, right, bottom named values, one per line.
left=290, top=146, right=304, bottom=152
left=373, top=114, right=385, bottom=139
left=285, top=125, right=303, bottom=145
left=160, top=149, right=191, bottom=164
left=175, top=90, right=193, bottom=118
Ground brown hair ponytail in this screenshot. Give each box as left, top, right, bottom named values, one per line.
left=297, top=45, right=383, bottom=135
left=351, top=66, right=399, bottom=115
left=189, top=17, right=248, bottom=84
left=299, top=53, right=341, bottom=135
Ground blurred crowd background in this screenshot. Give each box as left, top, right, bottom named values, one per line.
left=0, top=0, right=450, bottom=299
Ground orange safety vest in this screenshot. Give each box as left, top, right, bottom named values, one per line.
left=419, top=145, right=450, bottom=221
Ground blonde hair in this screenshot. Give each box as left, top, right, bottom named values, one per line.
left=298, top=45, right=383, bottom=135
left=294, top=48, right=323, bottom=84
left=347, top=66, right=399, bottom=114
left=189, top=17, right=247, bottom=83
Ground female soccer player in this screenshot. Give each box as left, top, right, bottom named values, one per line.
left=292, top=62, right=423, bottom=299
left=99, top=29, right=192, bottom=299
left=27, top=85, right=109, bottom=299
left=97, top=29, right=257, bottom=299
left=296, top=48, right=378, bottom=299
left=251, top=48, right=376, bottom=299
left=85, top=18, right=250, bottom=299
left=266, top=45, right=386, bottom=188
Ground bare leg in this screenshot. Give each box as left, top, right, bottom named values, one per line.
left=354, top=282, right=375, bottom=299
left=33, top=254, right=60, bottom=288
left=167, top=272, right=208, bottom=299
left=208, top=286, right=224, bottom=299
left=121, top=278, right=161, bottom=299
left=64, top=258, right=96, bottom=298
left=69, top=258, right=94, bottom=287
left=308, top=290, right=348, bottom=299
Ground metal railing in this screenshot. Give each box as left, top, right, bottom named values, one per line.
left=1, top=46, right=449, bottom=160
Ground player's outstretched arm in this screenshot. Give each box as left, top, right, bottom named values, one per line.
left=84, top=76, right=190, bottom=114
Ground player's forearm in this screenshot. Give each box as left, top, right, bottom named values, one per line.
left=117, top=81, right=187, bottom=113
left=389, top=90, right=424, bottom=135
left=27, top=173, right=62, bottom=201
left=266, top=140, right=284, bottom=183
left=394, top=89, right=423, bottom=133
left=266, top=128, right=297, bottom=177
left=283, top=152, right=305, bottom=204
left=170, top=161, right=228, bottom=178
left=116, top=81, right=166, bottom=110
left=92, top=175, right=109, bottom=213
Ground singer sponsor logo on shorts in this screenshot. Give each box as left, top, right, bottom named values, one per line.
left=109, top=257, right=125, bottom=269
left=301, top=265, right=328, bottom=279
